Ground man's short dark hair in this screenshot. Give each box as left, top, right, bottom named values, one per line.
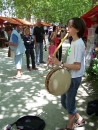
left=37, top=19, right=41, bottom=21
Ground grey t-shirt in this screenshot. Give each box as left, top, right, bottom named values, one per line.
left=66, top=38, right=86, bottom=78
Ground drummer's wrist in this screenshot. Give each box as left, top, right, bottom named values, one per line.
left=59, top=62, right=64, bottom=67
left=58, top=61, right=61, bottom=66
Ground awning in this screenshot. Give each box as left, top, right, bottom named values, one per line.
left=0, top=18, right=5, bottom=24
left=81, top=5, right=98, bottom=25
left=13, top=18, right=33, bottom=26
left=81, top=5, right=98, bottom=19
left=81, top=5, right=98, bottom=36
left=0, top=16, right=22, bottom=25
left=41, top=22, right=51, bottom=26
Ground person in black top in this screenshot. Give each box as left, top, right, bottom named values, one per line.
left=33, top=19, right=46, bottom=65
left=23, top=27, right=38, bottom=71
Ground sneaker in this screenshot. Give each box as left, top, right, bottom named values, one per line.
left=13, top=74, right=22, bottom=79
left=32, top=68, right=38, bottom=70
left=40, top=61, right=46, bottom=64
left=27, top=68, right=31, bottom=71
left=21, top=72, right=23, bottom=75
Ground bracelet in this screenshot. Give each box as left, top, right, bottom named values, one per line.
left=60, top=62, right=64, bottom=68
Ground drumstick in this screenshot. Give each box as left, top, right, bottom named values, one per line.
left=53, top=33, right=68, bottom=55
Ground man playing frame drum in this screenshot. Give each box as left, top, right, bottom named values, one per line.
left=50, top=18, right=86, bottom=130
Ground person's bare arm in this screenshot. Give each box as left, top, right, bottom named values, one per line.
left=43, top=34, right=45, bottom=41
left=50, top=32, right=54, bottom=39
left=5, top=42, right=18, bottom=46
left=63, top=62, right=81, bottom=70
left=43, top=34, right=46, bottom=44
left=33, top=35, right=36, bottom=43
left=50, top=55, right=81, bottom=70
left=59, top=61, right=81, bottom=70
left=33, top=35, right=38, bottom=46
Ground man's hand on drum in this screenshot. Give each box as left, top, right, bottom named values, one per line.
left=50, top=55, right=61, bottom=66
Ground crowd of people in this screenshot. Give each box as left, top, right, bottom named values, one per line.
left=1, top=17, right=88, bottom=130
left=0, top=19, right=68, bottom=78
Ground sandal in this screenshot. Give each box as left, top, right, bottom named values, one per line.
left=74, top=118, right=85, bottom=128
left=57, top=127, right=73, bottom=130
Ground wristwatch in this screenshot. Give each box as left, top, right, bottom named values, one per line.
left=61, top=62, right=64, bottom=68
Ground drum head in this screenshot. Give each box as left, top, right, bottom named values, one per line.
left=45, top=68, right=71, bottom=96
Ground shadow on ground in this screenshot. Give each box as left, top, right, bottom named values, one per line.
left=0, top=43, right=98, bottom=130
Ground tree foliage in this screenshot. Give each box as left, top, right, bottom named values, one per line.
left=0, top=0, right=97, bottom=24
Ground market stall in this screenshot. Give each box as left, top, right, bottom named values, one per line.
left=81, top=5, right=98, bottom=39
left=0, top=17, right=23, bottom=48
left=12, top=18, right=33, bottom=26
left=41, top=22, right=51, bottom=26
left=0, top=16, right=22, bottom=25
left=81, top=5, right=98, bottom=67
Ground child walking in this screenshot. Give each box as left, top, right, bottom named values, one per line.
left=46, top=40, right=56, bottom=69
left=50, top=17, right=86, bottom=130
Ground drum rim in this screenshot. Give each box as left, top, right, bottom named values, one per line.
left=45, top=67, right=62, bottom=92
left=45, top=67, right=71, bottom=94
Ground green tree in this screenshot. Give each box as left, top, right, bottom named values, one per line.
left=0, top=0, right=97, bottom=23
left=32, top=0, right=92, bottom=23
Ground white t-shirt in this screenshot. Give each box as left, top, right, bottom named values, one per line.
left=66, top=38, right=86, bottom=78
left=44, top=26, right=47, bottom=30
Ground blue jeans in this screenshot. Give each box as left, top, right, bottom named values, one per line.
left=61, top=77, right=82, bottom=114
left=35, top=42, right=43, bottom=63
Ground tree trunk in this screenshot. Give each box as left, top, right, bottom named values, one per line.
left=27, top=14, right=31, bottom=22
left=92, top=0, right=97, bottom=7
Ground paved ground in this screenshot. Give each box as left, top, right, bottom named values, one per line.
left=0, top=37, right=98, bottom=130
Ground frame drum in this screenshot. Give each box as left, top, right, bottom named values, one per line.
left=45, top=67, right=71, bottom=96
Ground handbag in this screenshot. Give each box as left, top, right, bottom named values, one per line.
left=8, top=47, right=15, bottom=58
left=8, top=47, right=11, bottom=57
left=10, top=50, right=15, bottom=58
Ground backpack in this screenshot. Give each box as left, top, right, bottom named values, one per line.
left=95, top=26, right=98, bottom=34
left=6, top=115, right=45, bottom=130
left=86, top=99, right=98, bottom=116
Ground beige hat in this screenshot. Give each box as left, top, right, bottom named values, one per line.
left=45, top=67, right=71, bottom=96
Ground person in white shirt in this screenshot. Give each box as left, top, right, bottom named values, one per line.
left=50, top=17, right=86, bottom=130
